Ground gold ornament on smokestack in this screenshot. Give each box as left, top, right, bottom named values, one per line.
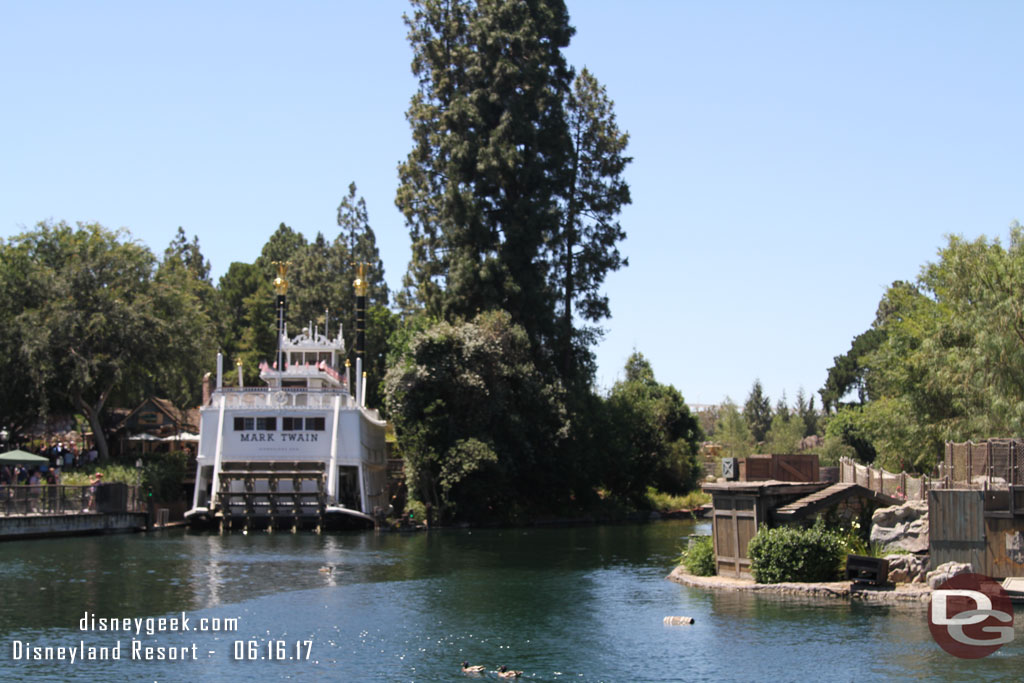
left=272, top=261, right=291, bottom=295
left=352, top=262, right=368, bottom=297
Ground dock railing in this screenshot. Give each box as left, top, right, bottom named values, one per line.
left=939, top=439, right=1024, bottom=489
left=838, top=457, right=930, bottom=501
left=839, top=439, right=1024, bottom=502
left=0, top=483, right=145, bottom=516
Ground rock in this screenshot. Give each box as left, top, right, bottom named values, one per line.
left=926, top=561, right=972, bottom=589
left=872, top=501, right=928, bottom=528
left=884, top=553, right=929, bottom=584
left=871, top=501, right=929, bottom=552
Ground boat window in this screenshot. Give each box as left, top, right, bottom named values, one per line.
left=305, top=417, right=325, bottom=431
left=233, top=417, right=254, bottom=431
left=256, top=417, right=277, bottom=431
left=282, top=417, right=303, bottom=431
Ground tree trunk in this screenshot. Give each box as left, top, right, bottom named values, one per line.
left=74, top=388, right=111, bottom=463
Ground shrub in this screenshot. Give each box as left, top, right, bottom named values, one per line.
left=680, top=535, right=716, bottom=576
left=747, top=519, right=846, bottom=583
left=141, top=451, right=189, bottom=502
left=646, top=487, right=710, bottom=512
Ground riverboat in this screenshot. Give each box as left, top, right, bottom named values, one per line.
left=184, top=265, right=387, bottom=531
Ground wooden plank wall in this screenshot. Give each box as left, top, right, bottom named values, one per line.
left=712, top=494, right=758, bottom=578
left=929, top=489, right=988, bottom=575
left=743, top=454, right=819, bottom=483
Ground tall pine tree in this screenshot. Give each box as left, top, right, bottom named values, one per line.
left=555, top=67, right=631, bottom=381
left=397, top=0, right=574, bottom=362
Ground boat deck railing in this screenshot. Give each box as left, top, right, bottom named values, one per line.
left=212, top=388, right=356, bottom=410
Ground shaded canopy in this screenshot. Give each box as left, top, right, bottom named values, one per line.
left=0, top=449, right=49, bottom=465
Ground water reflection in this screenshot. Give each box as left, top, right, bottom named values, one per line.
left=2, top=522, right=1024, bottom=681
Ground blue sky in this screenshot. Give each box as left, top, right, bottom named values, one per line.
left=4, top=1, right=1023, bottom=408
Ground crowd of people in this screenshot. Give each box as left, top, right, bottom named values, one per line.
left=0, top=441, right=99, bottom=488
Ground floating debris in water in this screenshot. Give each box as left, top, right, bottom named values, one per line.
left=663, top=616, right=695, bottom=625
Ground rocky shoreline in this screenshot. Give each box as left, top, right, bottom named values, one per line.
left=667, top=566, right=932, bottom=604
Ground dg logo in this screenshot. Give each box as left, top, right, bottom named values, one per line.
left=929, top=573, right=1014, bottom=659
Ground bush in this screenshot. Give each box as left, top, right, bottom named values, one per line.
left=141, top=451, right=189, bottom=502
left=680, top=535, right=715, bottom=576
left=646, top=487, right=710, bottom=512
left=405, top=499, right=428, bottom=524
left=747, top=519, right=846, bottom=583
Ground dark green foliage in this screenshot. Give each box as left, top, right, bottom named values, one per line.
left=398, top=0, right=574, bottom=345
left=680, top=536, right=715, bottom=577
left=0, top=221, right=214, bottom=460
left=603, top=353, right=703, bottom=504
left=743, top=379, right=772, bottom=443
left=363, top=305, right=399, bottom=413
left=337, top=182, right=389, bottom=308
left=820, top=326, right=886, bottom=413
left=747, top=520, right=846, bottom=583
left=141, top=450, right=190, bottom=503
left=219, top=203, right=390, bottom=389
left=397, top=0, right=629, bottom=390
left=384, top=311, right=570, bottom=523
left=824, top=407, right=877, bottom=463
left=795, top=387, right=819, bottom=438
left=554, top=67, right=631, bottom=381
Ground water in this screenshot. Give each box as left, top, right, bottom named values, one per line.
left=0, top=521, right=1021, bottom=681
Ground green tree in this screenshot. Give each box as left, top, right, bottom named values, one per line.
left=0, top=237, right=47, bottom=440
left=384, top=311, right=570, bottom=522
left=764, top=412, right=805, bottom=454
left=604, top=353, right=703, bottom=502
left=237, top=224, right=308, bottom=378
left=148, top=229, right=220, bottom=408
left=216, top=261, right=263, bottom=383
left=552, top=67, right=631, bottom=381
left=820, top=326, right=887, bottom=413
left=823, top=406, right=878, bottom=464
left=397, top=0, right=574, bottom=359
left=743, top=379, right=772, bottom=443
left=337, top=181, right=389, bottom=309
left=1, top=221, right=207, bottom=460
left=714, top=399, right=754, bottom=458
left=795, top=387, right=819, bottom=437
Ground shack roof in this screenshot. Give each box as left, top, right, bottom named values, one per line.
left=701, top=480, right=828, bottom=497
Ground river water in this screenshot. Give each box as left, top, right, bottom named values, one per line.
left=0, top=520, right=1020, bottom=681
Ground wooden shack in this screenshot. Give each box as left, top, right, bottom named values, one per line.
left=703, top=481, right=826, bottom=578
left=704, top=477, right=901, bottom=579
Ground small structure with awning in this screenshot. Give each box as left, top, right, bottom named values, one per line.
left=0, top=449, right=50, bottom=466
left=111, top=397, right=199, bottom=456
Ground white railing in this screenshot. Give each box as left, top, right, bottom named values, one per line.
left=212, top=388, right=355, bottom=410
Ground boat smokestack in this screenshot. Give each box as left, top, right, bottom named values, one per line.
left=353, top=263, right=368, bottom=403
left=272, top=261, right=290, bottom=378
left=353, top=263, right=367, bottom=364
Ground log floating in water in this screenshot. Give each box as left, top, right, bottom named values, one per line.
left=663, top=616, right=695, bottom=625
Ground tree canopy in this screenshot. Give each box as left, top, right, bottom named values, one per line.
left=821, top=226, right=1024, bottom=471
left=396, top=0, right=629, bottom=387
left=0, top=221, right=215, bottom=458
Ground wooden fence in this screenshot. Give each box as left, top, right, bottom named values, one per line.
left=940, top=439, right=1024, bottom=488
left=839, top=457, right=930, bottom=501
